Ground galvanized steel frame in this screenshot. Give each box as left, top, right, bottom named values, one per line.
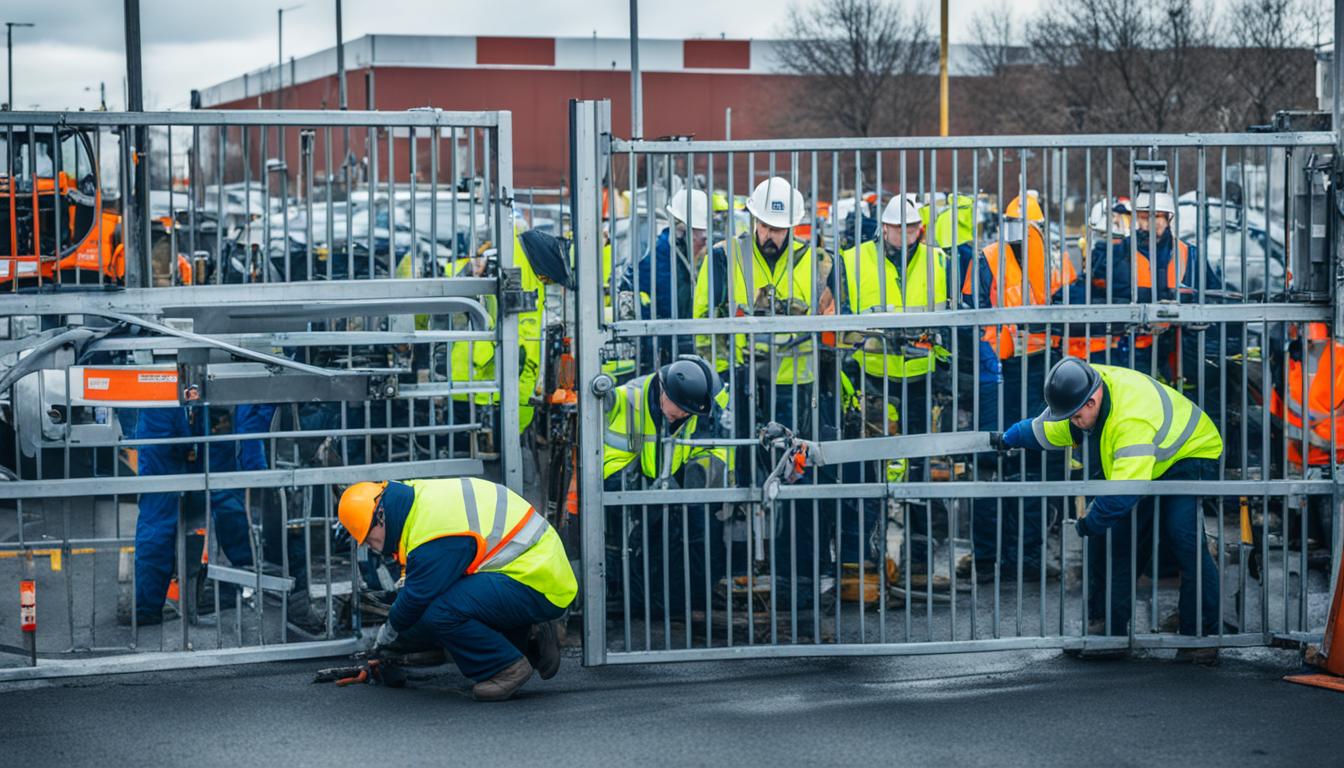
left=0, top=107, right=519, bottom=678
left=577, top=98, right=1344, bottom=666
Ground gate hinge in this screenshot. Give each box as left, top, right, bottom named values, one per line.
left=499, top=267, right=536, bottom=314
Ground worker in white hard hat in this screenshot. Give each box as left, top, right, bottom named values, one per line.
left=836, top=194, right=954, bottom=584
left=692, top=175, right=853, bottom=608
left=628, top=188, right=710, bottom=366
left=1063, top=188, right=1205, bottom=381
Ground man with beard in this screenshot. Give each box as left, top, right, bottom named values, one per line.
left=692, top=176, right=851, bottom=614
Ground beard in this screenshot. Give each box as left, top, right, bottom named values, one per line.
left=756, top=233, right=783, bottom=259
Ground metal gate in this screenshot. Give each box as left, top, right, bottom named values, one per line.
left=572, top=99, right=1343, bottom=665
left=0, top=108, right=526, bottom=678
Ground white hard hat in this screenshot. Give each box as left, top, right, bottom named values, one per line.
left=1133, top=191, right=1175, bottom=216
left=745, top=177, right=806, bottom=229
left=880, top=195, right=923, bottom=226
left=666, top=188, right=709, bottom=230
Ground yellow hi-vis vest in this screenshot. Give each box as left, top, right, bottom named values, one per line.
left=692, top=232, right=828, bottom=385
left=398, top=478, right=577, bottom=608
left=1032, top=364, right=1223, bottom=480
left=602, top=374, right=731, bottom=481
left=448, top=229, right=544, bottom=432
left=839, top=240, right=949, bottom=380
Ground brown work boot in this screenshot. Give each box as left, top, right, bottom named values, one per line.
left=472, top=656, right=534, bottom=701
left=527, top=621, right=562, bottom=680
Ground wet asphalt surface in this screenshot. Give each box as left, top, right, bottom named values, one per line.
left=2, top=647, right=1340, bottom=767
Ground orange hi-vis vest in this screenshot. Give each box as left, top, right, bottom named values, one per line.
left=966, top=226, right=1076, bottom=360
left=1269, top=324, right=1344, bottom=467
left=1132, top=239, right=1189, bottom=350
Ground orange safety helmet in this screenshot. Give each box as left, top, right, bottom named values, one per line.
left=1003, top=193, right=1045, bottom=223
left=338, top=481, right=387, bottom=545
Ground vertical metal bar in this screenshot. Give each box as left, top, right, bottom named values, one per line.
left=574, top=101, right=609, bottom=665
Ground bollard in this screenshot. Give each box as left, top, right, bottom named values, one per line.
left=20, top=577, right=36, bottom=667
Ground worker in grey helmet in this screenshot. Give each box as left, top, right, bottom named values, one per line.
left=601, top=354, right=733, bottom=616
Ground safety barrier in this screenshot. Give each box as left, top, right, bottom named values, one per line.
left=0, top=109, right=524, bottom=674
left=571, top=99, right=1343, bottom=665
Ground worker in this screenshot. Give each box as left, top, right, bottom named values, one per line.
left=1270, top=323, right=1344, bottom=468
left=1065, top=197, right=1133, bottom=362
left=1071, top=191, right=1200, bottom=379
left=337, top=476, right=576, bottom=701
left=628, top=188, right=710, bottom=367
left=120, top=404, right=326, bottom=636
left=992, top=357, right=1223, bottom=642
left=931, top=195, right=1012, bottom=584
left=838, top=195, right=952, bottom=578
left=1268, top=322, right=1343, bottom=550
left=602, top=354, right=731, bottom=614
left=971, top=193, right=1075, bottom=582
left=692, top=176, right=850, bottom=604
left=448, top=226, right=547, bottom=437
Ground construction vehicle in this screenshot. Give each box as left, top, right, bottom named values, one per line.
left=1, top=126, right=124, bottom=287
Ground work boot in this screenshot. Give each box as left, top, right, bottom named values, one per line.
left=116, top=594, right=166, bottom=626
left=1020, top=561, right=1062, bottom=583
left=527, top=620, right=562, bottom=680
left=285, top=587, right=329, bottom=638
left=955, top=555, right=998, bottom=584
left=472, top=656, right=534, bottom=701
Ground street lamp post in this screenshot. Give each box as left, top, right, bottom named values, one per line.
left=5, top=21, right=35, bottom=111
left=277, top=4, right=303, bottom=110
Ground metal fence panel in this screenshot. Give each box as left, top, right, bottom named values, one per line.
left=0, top=109, right=524, bottom=675
left=572, top=99, right=1342, bottom=665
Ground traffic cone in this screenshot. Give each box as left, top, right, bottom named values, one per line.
left=1284, top=547, right=1344, bottom=693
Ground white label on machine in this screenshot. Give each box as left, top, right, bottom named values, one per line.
left=137, top=373, right=176, bottom=383
left=86, top=377, right=110, bottom=390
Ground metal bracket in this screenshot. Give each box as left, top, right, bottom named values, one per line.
left=499, top=267, right=536, bottom=314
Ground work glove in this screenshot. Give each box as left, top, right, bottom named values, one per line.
left=374, top=622, right=399, bottom=649
left=1073, top=513, right=1095, bottom=538
left=988, top=431, right=1008, bottom=452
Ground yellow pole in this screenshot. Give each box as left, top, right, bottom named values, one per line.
left=939, top=0, right=949, bottom=136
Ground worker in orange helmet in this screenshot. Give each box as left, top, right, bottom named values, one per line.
left=337, top=477, right=576, bottom=701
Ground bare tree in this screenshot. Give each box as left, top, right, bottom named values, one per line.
left=775, top=0, right=938, bottom=137
left=1219, top=0, right=1318, bottom=126
left=1029, top=0, right=1217, bottom=132
left=969, top=8, right=1018, bottom=77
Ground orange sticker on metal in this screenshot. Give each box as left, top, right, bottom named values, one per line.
left=82, top=367, right=179, bottom=402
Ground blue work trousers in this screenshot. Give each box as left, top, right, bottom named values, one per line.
left=1087, top=459, right=1221, bottom=636
left=133, top=406, right=277, bottom=618
left=404, top=572, right=565, bottom=682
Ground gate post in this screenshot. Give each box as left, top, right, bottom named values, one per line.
left=492, top=110, right=523, bottom=492
left=572, top=100, right=612, bottom=665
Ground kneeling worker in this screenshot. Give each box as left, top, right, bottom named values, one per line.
left=992, top=358, right=1223, bottom=639
left=338, top=477, right=577, bottom=701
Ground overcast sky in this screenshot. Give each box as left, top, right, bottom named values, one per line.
left=3, top=0, right=1049, bottom=111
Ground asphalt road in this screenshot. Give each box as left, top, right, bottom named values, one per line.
left=2, top=648, right=1340, bottom=767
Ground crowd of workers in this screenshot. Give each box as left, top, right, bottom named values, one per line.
left=117, top=171, right=1341, bottom=699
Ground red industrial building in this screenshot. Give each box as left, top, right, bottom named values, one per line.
left=197, top=34, right=979, bottom=187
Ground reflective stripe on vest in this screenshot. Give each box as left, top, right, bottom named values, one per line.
left=841, top=240, right=948, bottom=379
left=728, top=232, right=819, bottom=385
left=400, top=478, right=547, bottom=575
left=1270, top=340, right=1344, bottom=461
left=970, top=229, right=1071, bottom=360
left=1030, top=364, right=1222, bottom=477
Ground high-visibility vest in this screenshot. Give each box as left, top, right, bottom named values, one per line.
left=398, top=478, right=577, bottom=608
left=839, top=240, right=949, bottom=380
left=1269, top=327, right=1344, bottom=467
left=1032, top=364, right=1223, bottom=479
left=602, top=374, right=731, bottom=480
left=692, top=232, right=832, bottom=385
left=1132, top=239, right=1190, bottom=349
left=448, top=229, right=545, bottom=431
left=967, top=226, right=1075, bottom=360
